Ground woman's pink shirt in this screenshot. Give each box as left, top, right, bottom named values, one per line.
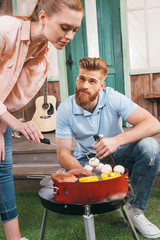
left=0, top=15, right=49, bottom=118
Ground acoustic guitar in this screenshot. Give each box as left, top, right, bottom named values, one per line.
left=32, top=78, right=57, bottom=133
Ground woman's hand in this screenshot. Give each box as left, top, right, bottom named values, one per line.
left=0, top=111, right=43, bottom=144
left=0, top=132, right=5, bottom=161
left=13, top=120, right=44, bottom=143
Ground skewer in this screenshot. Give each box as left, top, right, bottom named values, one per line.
left=40, top=138, right=96, bottom=160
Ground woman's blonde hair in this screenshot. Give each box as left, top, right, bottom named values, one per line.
left=79, top=57, right=109, bottom=78
left=28, top=0, right=83, bottom=21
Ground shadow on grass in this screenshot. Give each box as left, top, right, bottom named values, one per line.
left=0, top=188, right=159, bottom=240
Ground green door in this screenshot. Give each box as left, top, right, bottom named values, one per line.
left=65, top=0, right=88, bottom=95
left=96, top=0, right=124, bottom=94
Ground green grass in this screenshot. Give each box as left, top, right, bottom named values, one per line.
left=0, top=188, right=159, bottom=240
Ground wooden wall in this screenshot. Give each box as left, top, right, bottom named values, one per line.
left=131, top=73, right=160, bottom=121
left=15, top=73, right=160, bottom=122
left=0, top=0, right=12, bottom=14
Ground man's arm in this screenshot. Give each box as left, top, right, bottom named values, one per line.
left=120, top=107, right=160, bottom=142
left=94, top=107, right=160, bottom=159
left=56, top=137, right=84, bottom=170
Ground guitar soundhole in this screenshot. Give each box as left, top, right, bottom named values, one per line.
left=47, top=103, right=54, bottom=115
left=42, top=103, right=49, bottom=110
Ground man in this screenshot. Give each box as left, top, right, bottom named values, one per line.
left=56, top=57, right=160, bottom=239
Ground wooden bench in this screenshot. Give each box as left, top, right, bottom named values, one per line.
left=143, top=92, right=160, bottom=119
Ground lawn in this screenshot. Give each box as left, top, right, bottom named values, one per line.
left=0, top=188, right=159, bottom=240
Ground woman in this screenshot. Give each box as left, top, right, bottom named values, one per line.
left=0, top=0, right=83, bottom=239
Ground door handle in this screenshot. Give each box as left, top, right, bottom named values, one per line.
left=67, top=53, right=73, bottom=69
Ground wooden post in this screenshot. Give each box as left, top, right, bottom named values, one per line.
left=0, top=0, right=13, bottom=14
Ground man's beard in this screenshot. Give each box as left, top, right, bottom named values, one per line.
left=75, top=87, right=99, bottom=108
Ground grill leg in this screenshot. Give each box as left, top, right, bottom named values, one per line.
left=83, top=205, right=96, bottom=240
left=121, top=205, right=140, bottom=240
left=39, top=208, right=49, bottom=240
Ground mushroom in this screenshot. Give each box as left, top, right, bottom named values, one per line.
left=89, top=157, right=100, bottom=167
left=84, top=165, right=93, bottom=172
left=113, top=165, right=125, bottom=175
left=101, top=164, right=112, bottom=173
left=96, top=163, right=104, bottom=172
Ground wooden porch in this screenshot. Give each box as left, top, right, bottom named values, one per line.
left=12, top=129, right=160, bottom=190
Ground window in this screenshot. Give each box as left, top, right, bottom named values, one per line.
left=17, top=0, right=36, bottom=16
left=127, top=0, right=160, bottom=73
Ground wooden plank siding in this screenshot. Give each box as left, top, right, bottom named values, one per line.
left=15, top=73, right=160, bottom=123
left=0, top=0, right=12, bottom=14
left=131, top=73, right=160, bottom=121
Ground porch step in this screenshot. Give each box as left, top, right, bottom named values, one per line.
left=12, top=151, right=61, bottom=190
left=13, top=152, right=60, bottom=176
left=12, top=151, right=160, bottom=189
left=12, top=132, right=59, bottom=189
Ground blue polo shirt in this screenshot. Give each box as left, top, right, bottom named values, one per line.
left=56, top=87, right=138, bottom=159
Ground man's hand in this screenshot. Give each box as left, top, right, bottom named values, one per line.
left=0, top=133, right=5, bottom=162
left=93, top=136, right=120, bottom=160
left=12, top=120, right=43, bottom=144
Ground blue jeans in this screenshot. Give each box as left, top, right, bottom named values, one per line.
left=0, top=127, right=18, bottom=222
left=79, top=137, right=160, bottom=211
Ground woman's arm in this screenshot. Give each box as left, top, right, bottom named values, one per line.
left=0, top=111, right=44, bottom=143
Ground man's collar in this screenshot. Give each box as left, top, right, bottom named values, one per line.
left=72, top=89, right=106, bottom=116
left=96, top=89, right=106, bottom=109
left=73, top=97, right=91, bottom=116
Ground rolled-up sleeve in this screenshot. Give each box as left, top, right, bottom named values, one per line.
left=0, top=32, right=7, bottom=115
left=0, top=101, right=7, bottom=116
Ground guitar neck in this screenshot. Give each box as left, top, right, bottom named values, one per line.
left=44, top=78, right=48, bottom=104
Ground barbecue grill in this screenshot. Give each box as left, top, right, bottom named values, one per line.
left=52, top=168, right=128, bottom=204
left=38, top=172, right=140, bottom=240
